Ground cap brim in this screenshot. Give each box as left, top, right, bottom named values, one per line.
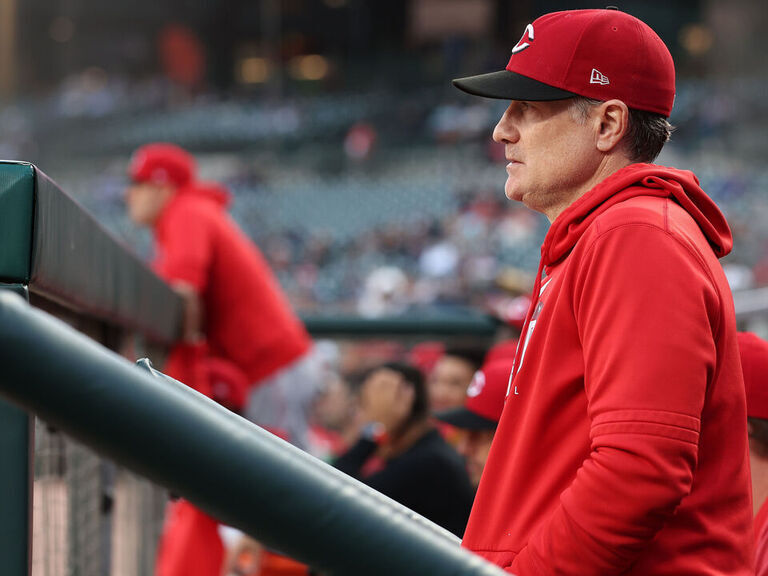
left=434, top=408, right=497, bottom=430
left=452, top=70, right=576, bottom=101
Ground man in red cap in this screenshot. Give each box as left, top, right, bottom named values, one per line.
left=453, top=8, right=752, bottom=574
left=738, top=331, right=768, bottom=575
left=126, top=143, right=316, bottom=442
left=435, top=359, right=511, bottom=488
left=126, top=143, right=318, bottom=576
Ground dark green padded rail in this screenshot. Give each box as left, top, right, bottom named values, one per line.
left=0, top=163, right=35, bottom=282
left=0, top=292, right=506, bottom=576
left=303, top=310, right=501, bottom=338
left=0, top=162, right=182, bottom=344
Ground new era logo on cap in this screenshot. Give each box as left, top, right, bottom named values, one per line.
left=590, top=68, right=609, bottom=85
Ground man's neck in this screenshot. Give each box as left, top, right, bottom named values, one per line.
left=545, top=156, right=633, bottom=223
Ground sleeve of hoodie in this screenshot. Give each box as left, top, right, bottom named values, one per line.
left=153, top=201, right=213, bottom=293
left=510, top=222, right=720, bottom=575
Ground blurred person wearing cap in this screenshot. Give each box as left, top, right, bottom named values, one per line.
left=739, top=332, right=768, bottom=575
left=126, top=143, right=320, bottom=576
left=333, top=362, right=474, bottom=537
left=427, top=345, right=487, bottom=447
left=427, top=345, right=486, bottom=413
left=126, top=143, right=317, bottom=446
left=453, top=8, right=751, bottom=574
left=435, top=359, right=510, bottom=488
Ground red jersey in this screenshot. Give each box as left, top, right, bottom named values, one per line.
left=153, top=184, right=311, bottom=384
left=463, top=164, right=753, bottom=574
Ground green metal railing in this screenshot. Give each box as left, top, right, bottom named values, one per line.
left=0, top=292, right=505, bottom=576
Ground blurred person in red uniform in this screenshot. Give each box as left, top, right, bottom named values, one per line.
left=435, top=358, right=511, bottom=488
left=125, top=143, right=318, bottom=576
left=738, top=331, right=768, bottom=575
left=452, top=8, right=752, bottom=573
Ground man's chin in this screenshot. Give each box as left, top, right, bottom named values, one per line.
left=504, top=183, right=525, bottom=203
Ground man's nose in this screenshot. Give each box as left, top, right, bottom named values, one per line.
left=492, top=106, right=519, bottom=144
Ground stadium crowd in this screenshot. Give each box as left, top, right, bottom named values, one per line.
left=14, top=75, right=763, bottom=318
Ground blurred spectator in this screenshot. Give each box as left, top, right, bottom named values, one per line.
left=435, top=358, right=512, bottom=488
left=427, top=346, right=486, bottom=413
left=307, top=372, right=360, bottom=462
left=738, top=331, right=768, bottom=575
left=334, top=362, right=474, bottom=537
left=356, top=266, right=410, bottom=318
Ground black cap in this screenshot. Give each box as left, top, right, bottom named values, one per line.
left=434, top=407, right=498, bottom=431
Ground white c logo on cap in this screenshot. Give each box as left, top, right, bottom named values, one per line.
left=512, top=24, right=534, bottom=54
left=467, top=370, right=486, bottom=398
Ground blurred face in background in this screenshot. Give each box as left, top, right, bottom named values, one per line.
left=312, top=375, right=357, bottom=432
left=428, top=355, right=477, bottom=413
left=124, top=182, right=174, bottom=227
left=456, top=428, right=496, bottom=487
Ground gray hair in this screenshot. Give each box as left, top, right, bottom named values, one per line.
left=569, top=96, right=673, bottom=163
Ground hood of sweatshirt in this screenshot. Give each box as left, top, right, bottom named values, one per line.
left=541, top=163, right=732, bottom=267
left=176, top=181, right=232, bottom=209
left=508, top=163, right=732, bottom=383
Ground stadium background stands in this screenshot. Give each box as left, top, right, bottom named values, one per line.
left=3, top=0, right=767, bottom=319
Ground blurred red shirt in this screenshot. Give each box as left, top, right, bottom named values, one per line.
left=153, top=183, right=311, bottom=385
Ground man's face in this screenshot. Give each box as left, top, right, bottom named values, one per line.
left=124, top=182, right=173, bottom=227
left=493, top=99, right=600, bottom=221
left=428, top=356, right=477, bottom=413
left=456, top=428, right=496, bottom=488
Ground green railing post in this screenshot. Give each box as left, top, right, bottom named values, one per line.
left=0, top=284, right=32, bottom=576
left=0, top=162, right=37, bottom=576
left=0, top=292, right=507, bottom=576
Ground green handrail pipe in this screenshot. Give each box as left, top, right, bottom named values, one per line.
left=0, top=292, right=507, bottom=576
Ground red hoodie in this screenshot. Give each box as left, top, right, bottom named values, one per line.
left=153, top=183, right=311, bottom=384
left=463, top=164, right=753, bottom=574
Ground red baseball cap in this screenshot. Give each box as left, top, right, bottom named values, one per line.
left=738, top=332, right=768, bottom=420
left=484, top=338, right=518, bottom=365
left=435, top=358, right=512, bottom=430
left=129, top=143, right=196, bottom=187
left=207, top=355, right=250, bottom=413
left=453, top=8, right=675, bottom=117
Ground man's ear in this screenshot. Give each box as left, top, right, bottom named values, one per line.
left=595, top=99, right=630, bottom=154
